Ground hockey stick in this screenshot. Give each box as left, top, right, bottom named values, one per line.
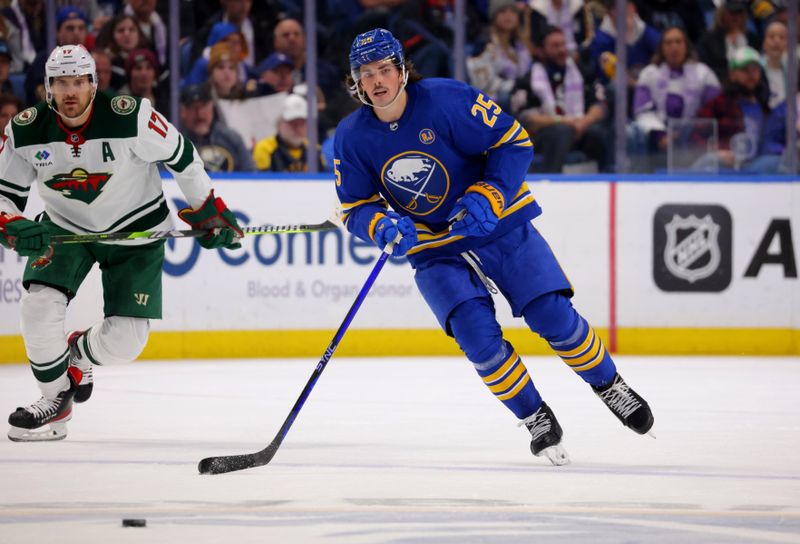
left=47, top=220, right=339, bottom=244
left=198, top=240, right=397, bottom=475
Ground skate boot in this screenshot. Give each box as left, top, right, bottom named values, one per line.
left=519, top=402, right=570, bottom=466
left=593, top=373, right=654, bottom=435
left=68, top=330, right=93, bottom=403
left=8, top=367, right=82, bottom=442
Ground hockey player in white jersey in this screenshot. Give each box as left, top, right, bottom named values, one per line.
left=0, top=45, right=243, bottom=441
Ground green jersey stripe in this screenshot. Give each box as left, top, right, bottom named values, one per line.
left=0, top=178, right=30, bottom=193
left=0, top=189, right=27, bottom=211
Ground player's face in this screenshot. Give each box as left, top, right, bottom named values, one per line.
left=358, top=59, right=402, bottom=108
left=51, top=75, right=94, bottom=118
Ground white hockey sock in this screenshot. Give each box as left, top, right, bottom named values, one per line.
left=80, top=316, right=150, bottom=365
left=19, top=284, right=71, bottom=397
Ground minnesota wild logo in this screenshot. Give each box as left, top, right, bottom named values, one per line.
left=13, top=107, right=37, bottom=126
left=111, top=95, right=137, bottom=115
left=44, top=168, right=112, bottom=204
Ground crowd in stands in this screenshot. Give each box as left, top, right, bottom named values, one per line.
left=0, top=0, right=796, bottom=174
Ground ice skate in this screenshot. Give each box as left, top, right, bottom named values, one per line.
left=8, top=367, right=82, bottom=442
left=593, top=373, right=654, bottom=435
left=520, top=402, right=570, bottom=466
left=68, top=330, right=93, bottom=403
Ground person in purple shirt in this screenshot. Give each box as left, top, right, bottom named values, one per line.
left=630, top=26, right=720, bottom=171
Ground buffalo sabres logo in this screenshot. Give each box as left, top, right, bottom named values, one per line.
left=663, top=214, right=721, bottom=283
left=44, top=168, right=112, bottom=204
left=419, top=128, right=435, bottom=145
left=381, top=151, right=449, bottom=215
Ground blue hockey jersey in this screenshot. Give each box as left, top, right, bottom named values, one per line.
left=334, top=78, right=542, bottom=266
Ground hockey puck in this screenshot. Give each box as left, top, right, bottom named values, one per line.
left=121, top=518, right=146, bottom=527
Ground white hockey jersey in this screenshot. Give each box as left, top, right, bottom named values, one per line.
left=0, top=93, right=212, bottom=239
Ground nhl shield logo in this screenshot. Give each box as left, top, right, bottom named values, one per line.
left=663, top=214, right=720, bottom=283
left=653, top=204, right=732, bottom=292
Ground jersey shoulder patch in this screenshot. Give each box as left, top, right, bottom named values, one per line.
left=110, top=95, right=139, bottom=115
left=12, top=107, right=38, bottom=126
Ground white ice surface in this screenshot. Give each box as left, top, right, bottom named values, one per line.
left=1, top=356, right=799, bottom=543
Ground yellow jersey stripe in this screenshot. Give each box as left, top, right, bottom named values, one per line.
left=572, top=344, right=607, bottom=372
left=487, top=362, right=525, bottom=394
left=340, top=194, right=384, bottom=210
left=496, top=373, right=531, bottom=401
left=563, top=336, right=602, bottom=366
left=555, top=328, right=595, bottom=358
left=482, top=350, right=519, bottom=384
left=489, top=121, right=521, bottom=150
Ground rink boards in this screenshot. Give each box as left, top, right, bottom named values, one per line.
left=0, top=175, right=798, bottom=361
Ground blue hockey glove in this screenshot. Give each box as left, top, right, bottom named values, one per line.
left=449, top=182, right=504, bottom=238
left=178, top=191, right=244, bottom=250
left=372, top=212, right=417, bottom=256
left=0, top=213, right=51, bottom=256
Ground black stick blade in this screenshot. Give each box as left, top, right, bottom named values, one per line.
left=198, top=453, right=262, bottom=475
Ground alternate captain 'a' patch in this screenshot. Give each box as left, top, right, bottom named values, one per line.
left=110, top=95, right=137, bottom=115
left=13, top=107, right=37, bottom=126
left=380, top=151, right=449, bottom=216
left=44, top=168, right=112, bottom=204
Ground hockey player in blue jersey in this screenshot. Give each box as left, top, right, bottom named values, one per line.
left=334, top=28, right=654, bottom=465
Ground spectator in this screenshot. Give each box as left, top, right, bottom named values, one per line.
left=0, top=41, right=14, bottom=97
left=467, top=0, right=532, bottom=110
left=528, top=0, right=594, bottom=60
left=24, top=6, right=90, bottom=105
left=190, top=0, right=274, bottom=68
left=760, top=20, right=788, bottom=109
left=590, top=0, right=660, bottom=85
left=693, top=46, right=779, bottom=173
left=207, top=42, right=248, bottom=100
left=179, top=83, right=255, bottom=173
left=123, top=0, right=166, bottom=66
left=0, top=93, right=22, bottom=133
left=253, top=52, right=294, bottom=96
left=95, top=13, right=152, bottom=90
left=514, top=26, right=608, bottom=172
left=696, top=0, right=760, bottom=84
left=0, top=11, right=27, bottom=73
left=119, top=48, right=167, bottom=112
left=630, top=26, right=720, bottom=170
left=183, top=22, right=251, bottom=90
left=252, top=93, right=326, bottom=172
left=273, top=17, right=341, bottom=102
left=91, top=48, right=114, bottom=95
left=2, top=0, right=46, bottom=66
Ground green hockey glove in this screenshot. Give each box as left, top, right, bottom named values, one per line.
left=0, top=213, right=51, bottom=256
left=177, top=191, right=244, bottom=250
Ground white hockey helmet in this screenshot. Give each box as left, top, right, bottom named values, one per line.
left=44, top=44, right=97, bottom=104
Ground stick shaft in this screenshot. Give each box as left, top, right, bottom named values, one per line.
left=198, top=249, right=393, bottom=474
left=49, top=220, right=338, bottom=244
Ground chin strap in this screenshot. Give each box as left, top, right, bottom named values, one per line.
left=47, top=88, right=97, bottom=124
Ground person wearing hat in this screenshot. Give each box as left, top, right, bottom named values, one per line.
left=693, top=46, right=780, bottom=173
left=183, top=21, right=251, bottom=89
left=179, top=83, right=254, bottom=173
left=697, top=0, right=760, bottom=83
left=252, top=93, right=325, bottom=172
left=24, top=5, right=90, bottom=104
left=207, top=42, right=250, bottom=100
left=252, top=52, right=294, bottom=96
left=119, top=48, right=168, bottom=113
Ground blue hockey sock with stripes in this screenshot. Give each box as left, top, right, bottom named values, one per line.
left=472, top=341, right=542, bottom=419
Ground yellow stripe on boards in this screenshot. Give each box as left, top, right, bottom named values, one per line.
left=0, top=327, right=799, bottom=364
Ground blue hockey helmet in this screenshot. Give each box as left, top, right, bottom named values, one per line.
left=348, top=28, right=404, bottom=76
